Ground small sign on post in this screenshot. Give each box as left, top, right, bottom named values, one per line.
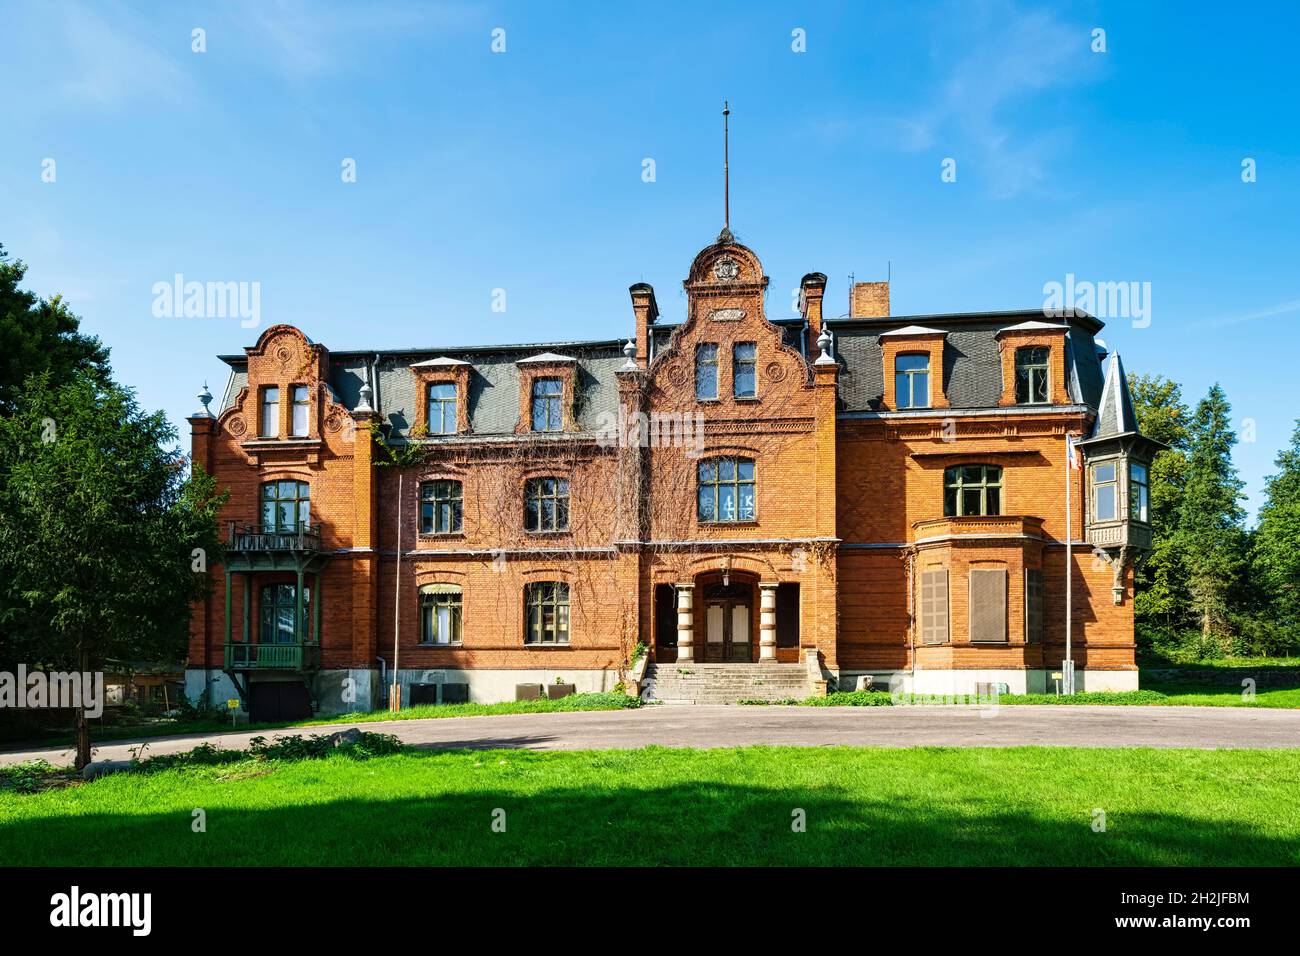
left=1050, top=672, right=1063, bottom=696
left=227, top=698, right=240, bottom=725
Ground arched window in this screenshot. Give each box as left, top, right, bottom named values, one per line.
left=698, top=457, right=756, bottom=522
left=419, top=584, right=463, bottom=645
left=943, top=465, right=1002, bottom=517
left=261, top=480, right=310, bottom=532
left=525, top=582, right=570, bottom=645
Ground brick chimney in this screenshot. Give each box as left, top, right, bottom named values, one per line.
left=799, top=272, right=827, bottom=341
left=850, top=281, right=890, bottom=318
left=628, top=283, right=658, bottom=368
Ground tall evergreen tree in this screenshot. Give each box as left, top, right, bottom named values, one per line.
left=1253, top=420, right=1300, bottom=635
left=0, top=373, right=226, bottom=767
left=0, top=244, right=110, bottom=413
left=1129, top=373, right=1191, bottom=633
left=1177, top=384, right=1248, bottom=652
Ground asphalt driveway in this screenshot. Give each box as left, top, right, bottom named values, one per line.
left=4, top=703, right=1299, bottom=767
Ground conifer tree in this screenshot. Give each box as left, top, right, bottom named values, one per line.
left=1176, top=384, right=1248, bottom=652
left=1252, top=420, right=1300, bottom=638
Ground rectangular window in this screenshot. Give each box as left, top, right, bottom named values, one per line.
left=733, top=342, right=757, bottom=398
left=895, top=354, right=930, bottom=409
left=654, top=583, right=678, bottom=650
left=420, top=480, right=463, bottom=534
left=775, top=583, right=800, bottom=648
left=1025, top=569, right=1044, bottom=645
left=260, top=386, right=280, bottom=437
left=531, top=378, right=563, bottom=432
left=695, top=344, right=719, bottom=400
left=1093, top=461, right=1117, bottom=521
left=259, top=583, right=309, bottom=644
left=969, top=568, right=1008, bottom=643
left=1015, top=347, right=1050, bottom=405
left=261, top=480, right=310, bottom=532
left=525, top=477, right=570, bottom=532
left=1129, top=462, right=1149, bottom=522
left=944, top=465, right=1002, bottom=517
left=525, top=582, right=570, bottom=645
left=419, top=587, right=462, bottom=645
left=697, top=457, right=756, bottom=522
left=291, top=385, right=310, bottom=436
left=427, top=383, right=458, bottom=435
left=919, top=569, right=949, bottom=645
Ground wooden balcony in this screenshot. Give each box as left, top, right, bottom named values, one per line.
left=911, top=515, right=1045, bottom=542
left=227, top=522, right=322, bottom=554
left=224, top=642, right=321, bottom=671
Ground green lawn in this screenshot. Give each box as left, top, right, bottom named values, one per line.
left=2, top=746, right=1298, bottom=865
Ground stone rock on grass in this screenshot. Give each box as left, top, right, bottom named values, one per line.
left=326, top=728, right=364, bottom=748
left=81, top=759, right=133, bottom=780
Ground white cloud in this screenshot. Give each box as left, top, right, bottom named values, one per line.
left=848, top=2, right=1102, bottom=199
left=53, top=2, right=194, bottom=109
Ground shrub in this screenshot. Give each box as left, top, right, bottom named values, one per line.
left=803, top=691, right=894, bottom=707
left=0, top=760, right=61, bottom=794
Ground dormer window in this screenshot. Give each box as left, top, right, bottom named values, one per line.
left=696, top=344, right=719, bottom=400
left=291, top=385, right=310, bottom=436
left=1015, top=347, right=1050, bottom=405
left=1129, top=462, right=1149, bottom=522
left=531, top=378, right=563, bottom=432
left=427, top=383, right=457, bottom=435
left=895, top=354, right=930, bottom=409
left=733, top=342, right=757, bottom=398
left=260, top=386, right=280, bottom=437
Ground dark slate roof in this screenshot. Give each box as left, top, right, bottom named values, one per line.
left=829, top=311, right=1106, bottom=412
left=1090, top=351, right=1138, bottom=438
left=216, top=310, right=1111, bottom=431
left=220, top=340, right=628, bottom=438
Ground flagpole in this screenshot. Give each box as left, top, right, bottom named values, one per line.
left=1064, top=433, right=1074, bottom=695
left=392, top=472, right=403, bottom=711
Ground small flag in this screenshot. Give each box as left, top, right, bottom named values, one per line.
left=1067, top=434, right=1082, bottom=470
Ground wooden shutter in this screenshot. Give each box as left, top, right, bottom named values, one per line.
left=1025, top=569, right=1044, bottom=645
left=969, top=568, right=1008, bottom=643
left=920, top=569, right=949, bottom=645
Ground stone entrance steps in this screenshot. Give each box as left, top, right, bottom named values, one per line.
left=647, top=662, right=812, bottom=705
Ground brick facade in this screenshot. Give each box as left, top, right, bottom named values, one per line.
left=187, top=234, right=1144, bottom=712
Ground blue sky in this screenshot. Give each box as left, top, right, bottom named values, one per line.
left=2, top=0, right=1297, bottom=517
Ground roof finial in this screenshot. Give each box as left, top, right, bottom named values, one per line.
left=194, top=382, right=214, bottom=419
left=815, top=327, right=835, bottom=365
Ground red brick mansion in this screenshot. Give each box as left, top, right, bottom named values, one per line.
left=187, top=230, right=1159, bottom=718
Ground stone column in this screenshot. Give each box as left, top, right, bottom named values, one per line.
left=676, top=583, right=695, bottom=662
left=759, top=582, right=778, bottom=660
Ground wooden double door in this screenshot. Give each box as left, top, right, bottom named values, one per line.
left=701, top=580, right=754, bottom=663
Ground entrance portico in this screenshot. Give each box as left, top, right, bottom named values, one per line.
left=672, top=572, right=783, bottom=663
